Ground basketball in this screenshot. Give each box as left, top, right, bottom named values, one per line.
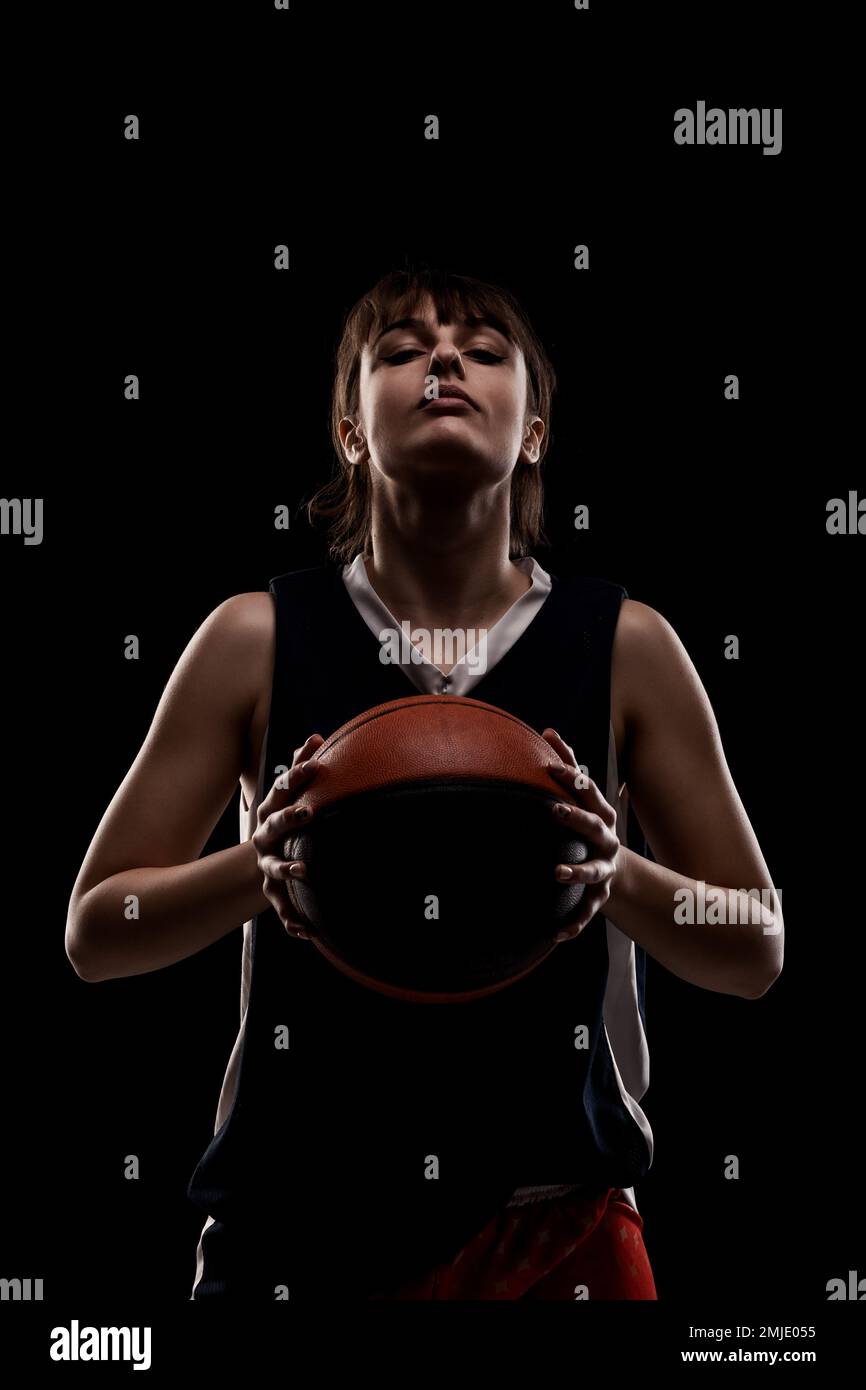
left=282, top=694, right=589, bottom=1003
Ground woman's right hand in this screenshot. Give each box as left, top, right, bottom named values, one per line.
left=253, top=732, right=325, bottom=941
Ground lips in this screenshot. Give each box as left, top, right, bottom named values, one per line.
left=418, top=386, right=477, bottom=410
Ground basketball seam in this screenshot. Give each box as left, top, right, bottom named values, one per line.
left=317, top=697, right=547, bottom=760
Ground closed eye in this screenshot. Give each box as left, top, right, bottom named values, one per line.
left=382, top=350, right=505, bottom=364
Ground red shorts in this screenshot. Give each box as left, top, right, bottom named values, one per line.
left=369, top=1187, right=657, bottom=1300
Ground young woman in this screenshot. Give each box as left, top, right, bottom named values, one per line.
left=66, top=268, right=784, bottom=1301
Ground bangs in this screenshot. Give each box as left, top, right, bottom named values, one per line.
left=357, top=272, right=521, bottom=353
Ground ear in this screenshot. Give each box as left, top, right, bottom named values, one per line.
left=520, top=416, right=545, bottom=466
left=338, top=416, right=367, bottom=466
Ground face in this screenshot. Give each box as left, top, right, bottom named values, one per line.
left=340, top=295, right=544, bottom=497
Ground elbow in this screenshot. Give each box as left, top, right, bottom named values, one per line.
left=66, top=947, right=97, bottom=983
left=740, top=961, right=783, bottom=1000
left=741, top=977, right=776, bottom=1000
left=740, top=914, right=784, bottom=999
left=66, top=935, right=99, bottom=983
left=65, top=910, right=104, bottom=984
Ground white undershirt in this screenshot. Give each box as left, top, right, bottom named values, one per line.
left=341, top=552, right=553, bottom=695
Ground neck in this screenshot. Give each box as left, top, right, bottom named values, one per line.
left=362, top=527, right=531, bottom=629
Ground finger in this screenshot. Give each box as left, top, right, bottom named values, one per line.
left=278, top=902, right=315, bottom=940
left=547, top=762, right=615, bottom=825
left=252, top=807, right=308, bottom=856
left=258, top=875, right=314, bottom=940
left=551, top=803, right=619, bottom=857
left=260, top=854, right=306, bottom=880
left=555, top=926, right=588, bottom=944
left=550, top=800, right=607, bottom=844
left=542, top=728, right=577, bottom=766
left=554, top=916, right=590, bottom=943
left=554, top=887, right=608, bottom=942
left=260, top=757, right=319, bottom=811
left=282, top=758, right=319, bottom=793
left=555, top=857, right=616, bottom=885
left=559, top=771, right=615, bottom=826
left=271, top=894, right=314, bottom=936
left=259, top=799, right=313, bottom=844
left=547, top=758, right=594, bottom=798
left=547, top=759, right=576, bottom=782
left=576, top=777, right=618, bottom=828
left=292, top=733, right=326, bottom=762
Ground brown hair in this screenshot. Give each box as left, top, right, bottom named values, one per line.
left=305, top=266, right=557, bottom=564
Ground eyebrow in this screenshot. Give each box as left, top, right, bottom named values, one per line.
left=372, top=315, right=511, bottom=347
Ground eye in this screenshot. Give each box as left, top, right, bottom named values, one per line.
left=382, top=349, right=505, bottom=364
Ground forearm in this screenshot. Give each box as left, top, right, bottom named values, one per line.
left=66, top=839, right=269, bottom=983
left=604, top=847, right=783, bottom=998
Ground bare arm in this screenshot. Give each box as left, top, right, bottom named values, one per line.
left=65, top=593, right=274, bottom=982
left=604, top=600, right=784, bottom=999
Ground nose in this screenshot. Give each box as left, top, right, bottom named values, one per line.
left=429, top=343, right=465, bottom=378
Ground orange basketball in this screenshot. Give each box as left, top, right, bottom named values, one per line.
left=283, top=694, right=588, bottom=1003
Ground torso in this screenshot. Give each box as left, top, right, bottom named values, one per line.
left=236, top=589, right=638, bottom=812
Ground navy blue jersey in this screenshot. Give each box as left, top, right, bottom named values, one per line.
left=188, top=561, right=653, bottom=1298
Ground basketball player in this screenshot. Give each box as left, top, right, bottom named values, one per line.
left=66, top=268, right=784, bottom=1301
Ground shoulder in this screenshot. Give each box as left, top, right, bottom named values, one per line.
left=614, top=597, right=674, bottom=649
left=190, top=591, right=275, bottom=713
left=613, top=597, right=710, bottom=731
left=212, top=590, right=275, bottom=637
left=196, top=591, right=275, bottom=663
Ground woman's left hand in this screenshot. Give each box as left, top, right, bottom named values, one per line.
left=542, top=728, right=622, bottom=944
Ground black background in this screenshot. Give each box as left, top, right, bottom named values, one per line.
left=3, top=0, right=861, bottom=1338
